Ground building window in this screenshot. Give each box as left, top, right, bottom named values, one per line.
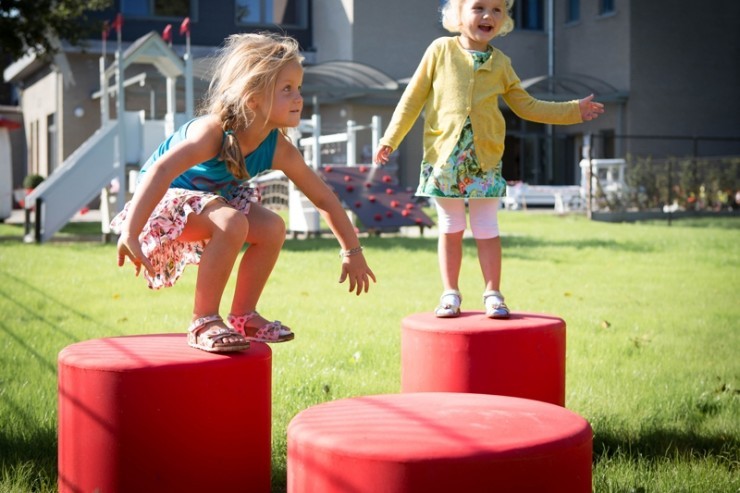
left=566, top=0, right=579, bottom=23
left=235, top=0, right=308, bottom=28
left=600, top=129, right=615, bottom=158
left=599, top=0, right=615, bottom=15
left=121, top=0, right=192, bottom=18
left=514, top=0, right=544, bottom=31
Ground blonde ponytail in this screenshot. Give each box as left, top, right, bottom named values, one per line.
left=219, top=109, right=249, bottom=179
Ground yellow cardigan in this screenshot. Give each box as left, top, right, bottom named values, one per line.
left=379, top=36, right=583, bottom=171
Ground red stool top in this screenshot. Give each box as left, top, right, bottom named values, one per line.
left=402, top=311, right=565, bottom=334
left=290, top=392, right=590, bottom=460
left=58, top=333, right=271, bottom=371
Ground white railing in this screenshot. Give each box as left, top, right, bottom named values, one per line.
left=287, top=115, right=382, bottom=234
left=298, top=115, right=382, bottom=168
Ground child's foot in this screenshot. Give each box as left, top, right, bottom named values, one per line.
left=483, top=290, right=510, bottom=319
left=227, top=311, right=295, bottom=343
left=435, top=290, right=462, bottom=318
left=187, top=315, right=250, bottom=353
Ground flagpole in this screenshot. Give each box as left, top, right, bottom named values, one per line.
left=100, top=22, right=109, bottom=124
left=181, top=18, right=194, bottom=119
left=114, top=13, right=126, bottom=212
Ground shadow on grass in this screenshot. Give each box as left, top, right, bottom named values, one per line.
left=0, top=320, right=58, bottom=375
left=280, top=234, right=654, bottom=255
left=0, top=221, right=105, bottom=243
left=593, top=426, right=738, bottom=463
left=0, top=425, right=57, bottom=488
left=0, top=270, right=101, bottom=343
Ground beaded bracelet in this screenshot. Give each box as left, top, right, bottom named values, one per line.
left=339, top=246, right=364, bottom=258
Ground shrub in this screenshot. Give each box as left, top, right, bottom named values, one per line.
left=23, top=174, right=45, bottom=190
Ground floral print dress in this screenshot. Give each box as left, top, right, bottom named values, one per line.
left=416, top=48, right=507, bottom=199
left=110, top=184, right=259, bottom=290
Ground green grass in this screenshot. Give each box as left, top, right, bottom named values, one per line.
left=0, top=212, right=738, bottom=492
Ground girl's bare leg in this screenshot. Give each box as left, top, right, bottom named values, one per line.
left=178, top=201, right=249, bottom=343
left=475, top=236, right=502, bottom=292
left=439, top=231, right=464, bottom=292
left=229, top=204, right=286, bottom=327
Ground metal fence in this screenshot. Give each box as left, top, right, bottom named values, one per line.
left=583, top=134, right=740, bottom=218
left=509, top=132, right=740, bottom=219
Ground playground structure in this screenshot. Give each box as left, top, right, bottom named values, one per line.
left=246, top=113, right=435, bottom=235
left=22, top=24, right=194, bottom=243
left=20, top=25, right=431, bottom=242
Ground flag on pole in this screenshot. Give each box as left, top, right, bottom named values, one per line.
left=162, top=24, right=172, bottom=43
left=179, top=17, right=191, bottom=36
left=111, top=13, right=123, bottom=34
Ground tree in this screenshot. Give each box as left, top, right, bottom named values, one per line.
left=0, top=0, right=113, bottom=60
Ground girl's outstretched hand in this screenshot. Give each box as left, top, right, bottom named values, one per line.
left=339, top=254, right=377, bottom=296
left=374, top=145, right=393, bottom=165
left=117, top=232, right=155, bottom=277
left=579, top=94, right=605, bottom=121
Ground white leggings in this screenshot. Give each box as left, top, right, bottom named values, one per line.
left=434, top=197, right=501, bottom=239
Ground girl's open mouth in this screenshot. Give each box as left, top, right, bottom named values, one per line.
left=479, top=25, right=493, bottom=33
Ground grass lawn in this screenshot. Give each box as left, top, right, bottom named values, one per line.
left=0, top=211, right=738, bottom=492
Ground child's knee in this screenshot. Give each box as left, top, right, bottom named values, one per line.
left=226, top=211, right=250, bottom=241
left=434, top=198, right=467, bottom=234
left=268, top=214, right=286, bottom=243
left=469, top=199, right=500, bottom=239
left=251, top=209, right=286, bottom=246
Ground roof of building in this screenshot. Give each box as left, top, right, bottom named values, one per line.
left=521, top=74, right=629, bottom=103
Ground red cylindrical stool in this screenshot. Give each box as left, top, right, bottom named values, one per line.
left=288, top=392, right=592, bottom=493
left=402, top=312, right=566, bottom=406
left=58, top=333, right=272, bottom=493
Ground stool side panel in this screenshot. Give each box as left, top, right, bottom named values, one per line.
left=401, top=316, right=566, bottom=405
left=58, top=335, right=272, bottom=493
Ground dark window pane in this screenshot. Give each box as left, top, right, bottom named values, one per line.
left=517, top=0, right=543, bottom=31
left=600, top=0, right=615, bottom=14
left=567, top=0, right=579, bottom=22
left=236, top=0, right=307, bottom=27
left=155, top=0, right=190, bottom=17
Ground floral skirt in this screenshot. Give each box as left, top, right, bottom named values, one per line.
left=416, top=118, right=507, bottom=199
left=110, top=185, right=259, bottom=290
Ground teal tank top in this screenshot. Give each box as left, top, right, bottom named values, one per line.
left=139, top=117, right=278, bottom=200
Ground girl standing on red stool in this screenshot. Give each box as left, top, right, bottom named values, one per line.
left=375, top=0, right=603, bottom=318
left=113, top=33, right=375, bottom=352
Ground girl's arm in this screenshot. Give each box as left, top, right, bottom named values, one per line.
left=578, top=94, right=605, bottom=121
left=117, top=117, right=223, bottom=276
left=499, top=57, right=575, bottom=123
left=502, top=82, right=583, bottom=125
left=273, top=134, right=376, bottom=295
left=375, top=40, right=438, bottom=162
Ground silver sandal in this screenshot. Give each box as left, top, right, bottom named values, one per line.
left=187, top=315, right=250, bottom=353
left=227, top=311, right=295, bottom=343
left=435, top=290, right=462, bottom=318
left=483, top=290, right=510, bottom=319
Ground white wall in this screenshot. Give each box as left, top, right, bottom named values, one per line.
left=21, top=71, right=59, bottom=177
left=313, top=0, right=353, bottom=62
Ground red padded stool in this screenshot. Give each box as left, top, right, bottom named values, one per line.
left=402, top=312, right=566, bottom=406
left=287, top=392, right=592, bottom=493
left=58, top=333, right=272, bottom=493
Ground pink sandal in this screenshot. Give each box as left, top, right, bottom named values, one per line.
left=227, top=311, right=295, bottom=343
left=187, top=315, right=250, bottom=353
